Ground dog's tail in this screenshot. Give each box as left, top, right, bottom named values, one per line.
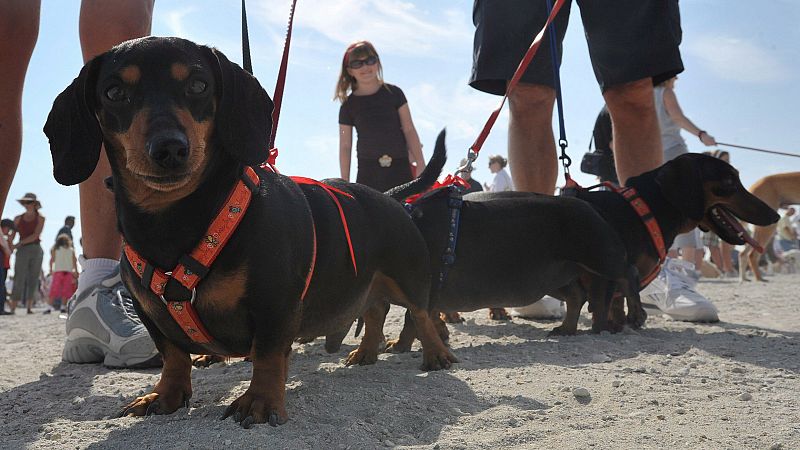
left=385, top=129, right=447, bottom=201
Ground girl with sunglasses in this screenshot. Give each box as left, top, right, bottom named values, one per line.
left=335, top=41, right=425, bottom=192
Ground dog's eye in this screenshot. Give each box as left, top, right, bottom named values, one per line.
left=188, top=79, right=207, bottom=95
left=105, top=86, right=128, bottom=102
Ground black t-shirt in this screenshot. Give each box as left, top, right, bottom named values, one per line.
left=462, top=177, right=484, bottom=195
left=339, top=83, right=408, bottom=159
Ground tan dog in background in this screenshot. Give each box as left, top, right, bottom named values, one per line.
left=739, top=172, right=800, bottom=281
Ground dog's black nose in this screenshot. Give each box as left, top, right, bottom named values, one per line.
left=147, top=131, right=189, bottom=169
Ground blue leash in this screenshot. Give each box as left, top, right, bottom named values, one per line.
left=545, top=0, right=571, bottom=177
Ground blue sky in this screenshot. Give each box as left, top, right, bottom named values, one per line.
left=4, top=0, right=799, bottom=259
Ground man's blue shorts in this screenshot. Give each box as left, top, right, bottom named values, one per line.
left=470, top=0, right=684, bottom=95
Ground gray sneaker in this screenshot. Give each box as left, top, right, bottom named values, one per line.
left=63, top=268, right=161, bottom=368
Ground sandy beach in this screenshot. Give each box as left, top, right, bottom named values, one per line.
left=0, top=273, right=798, bottom=449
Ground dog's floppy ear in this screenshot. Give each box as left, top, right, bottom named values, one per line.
left=203, top=46, right=274, bottom=165
left=655, top=155, right=705, bottom=221
left=44, top=56, right=104, bottom=186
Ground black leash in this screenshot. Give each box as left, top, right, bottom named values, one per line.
left=241, top=0, right=252, bottom=74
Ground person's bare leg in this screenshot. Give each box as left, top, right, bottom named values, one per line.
left=507, top=83, right=557, bottom=194
left=603, top=78, right=663, bottom=185
left=0, top=1, right=40, bottom=211
left=720, top=242, right=734, bottom=274
left=78, top=0, right=154, bottom=259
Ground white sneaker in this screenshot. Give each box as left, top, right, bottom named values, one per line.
left=642, top=258, right=719, bottom=322
left=63, top=268, right=161, bottom=368
left=510, top=295, right=564, bottom=319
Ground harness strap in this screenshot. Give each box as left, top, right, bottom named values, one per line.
left=600, top=181, right=667, bottom=287
left=123, top=167, right=261, bottom=347
left=290, top=176, right=358, bottom=276
left=438, top=187, right=464, bottom=289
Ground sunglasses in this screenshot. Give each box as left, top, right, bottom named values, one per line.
left=348, top=55, right=378, bottom=69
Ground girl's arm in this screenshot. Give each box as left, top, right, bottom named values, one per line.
left=339, top=124, right=354, bottom=181
left=663, top=87, right=717, bottom=146
left=398, top=104, right=425, bottom=175
left=71, top=250, right=79, bottom=277
left=49, top=249, right=55, bottom=274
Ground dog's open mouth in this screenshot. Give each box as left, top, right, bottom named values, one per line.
left=706, top=205, right=762, bottom=252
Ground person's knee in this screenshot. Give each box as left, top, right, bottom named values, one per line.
left=603, top=78, right=655, bottom=119
left=508, top=83, right=555, bottom=122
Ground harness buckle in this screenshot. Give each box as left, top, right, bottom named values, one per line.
left=159, top=288, right=197, bottom=306
left=159, top=271, right=197, bottom=305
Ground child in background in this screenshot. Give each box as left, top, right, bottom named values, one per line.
left=48, top=234, right=78, bottom=314
left=0, top=219, right=15, bottom=315
left=336, top=41, right=425, bottom=192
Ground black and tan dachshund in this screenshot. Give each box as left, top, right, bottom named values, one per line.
left=44, top=36, right=456, bottom=428
left=383, top=152, right=779, bottom=349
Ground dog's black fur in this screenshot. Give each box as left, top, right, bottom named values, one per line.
left=383, top=152, right=779, bottom=349
left=44, top=37, right=456, bottom=428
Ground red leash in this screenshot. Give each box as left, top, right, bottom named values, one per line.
left=269, top=0, right=298, bottom=150
left=469, top=0, right=568, bottom=157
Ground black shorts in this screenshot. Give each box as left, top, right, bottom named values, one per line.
left=470, top=0, right=684, bottom=94
left=356, top=157, right=413, bottom=193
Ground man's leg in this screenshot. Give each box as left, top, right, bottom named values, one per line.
left=63, top=0, right=159, bottom=368
left=0, top=1, right=40, bottom=211
left=603, top=78, right=663, bottom=185
left=503, top=83, right=564, bottom=320
left=507, top=83, right=558, bottom=195
left=78, top=0, right=154, bottom=261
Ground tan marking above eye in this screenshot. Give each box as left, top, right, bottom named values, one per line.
left=119, top=65, right=141, bottom=84
left=171, top=62, right=190, bottom=81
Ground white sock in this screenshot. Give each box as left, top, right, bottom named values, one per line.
left=75, top=256, right=119, bottom=297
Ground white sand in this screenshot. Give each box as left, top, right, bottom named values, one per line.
left=1, top=274, right=798, bottom=449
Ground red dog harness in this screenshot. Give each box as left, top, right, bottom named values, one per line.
left=598, top=181, right=667, bottom=287
left=123, top=165, right=357, bottom=350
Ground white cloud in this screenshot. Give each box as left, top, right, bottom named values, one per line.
left=253, top=0, right=471, bottom=58
left=162, top=6, right=197, bottom=38
left=686, top=34, right=791, bottom=83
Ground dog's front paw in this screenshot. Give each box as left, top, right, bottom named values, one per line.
left=488, top=308, right=511, bottom=321
left=548, top=324, right=577, bottom=336
left=344, top=347, right=378, bottom=366
left=440, top=311, right=464, bottom=323
left=385, top=338, right=412, bottom=354
left=192, top=354, right=226, bottom=368
left=627, top=306, right=647, bottom=329
left=119, top=390, right=190, bottom=417
left=221, top=390, right=288, bottom=428
left=420, top=348, right=458, bottom=371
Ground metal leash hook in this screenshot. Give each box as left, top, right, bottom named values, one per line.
left=455, top=148, right=478, bottom=178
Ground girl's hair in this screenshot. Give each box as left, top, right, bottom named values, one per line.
left=711, top=150, right=730, bottom=160
left=488, top=154, right=508, bottom=168
left=53, top=234, right=73, bottom=251
left=334, top=41, right=384, bottom=103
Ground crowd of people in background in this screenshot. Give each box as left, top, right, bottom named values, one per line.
left=0, top=1, right=797, bottom=377
left=1, top=193, right=78, bottom=316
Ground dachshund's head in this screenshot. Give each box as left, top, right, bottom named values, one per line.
left=653, top=153, right=779, bottom=249
left=44, top=36, right=272, bottom=210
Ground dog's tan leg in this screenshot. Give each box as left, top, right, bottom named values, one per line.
left=549, top=284, right=586, bottom=336
left=386, top=310, right=416, bottom=353
left=373, top=273, right=457, bottom=370
left=120, top=341, right=192, bottom=417
left=432, top=311, right=450, bottom=344
left=222, top=340, right=292, bottom=428
left=345, top=301, right=388, bottom=366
